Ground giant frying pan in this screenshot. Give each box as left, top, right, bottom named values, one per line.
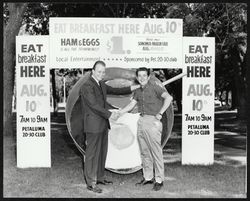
left=65, top=68, right=175, bottom=174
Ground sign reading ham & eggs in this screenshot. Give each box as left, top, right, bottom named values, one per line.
left=49, top=17, right=183, bottom=68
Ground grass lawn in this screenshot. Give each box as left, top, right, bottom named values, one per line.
left=3, top=111, right=247, bottom=198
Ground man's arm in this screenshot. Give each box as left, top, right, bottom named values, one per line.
left=106, top=83, right=140, bottom=95
left=130, top=85, right=140, bottom=91
left=80, top=84, right=111, bottom=119
left=119, top=99, right=137, bottom=115
left=155, top=92, right=173, bottom=120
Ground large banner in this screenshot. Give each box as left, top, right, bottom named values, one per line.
left=16, top=36, right=51, bottom=168
left=182, top=37, right=215, bottom=165
left=49, top=17, right=183, bottom=68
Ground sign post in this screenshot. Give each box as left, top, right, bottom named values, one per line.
left=182, top=37, right=215, bottom=165
left=16, top=36, right=51, bottom=168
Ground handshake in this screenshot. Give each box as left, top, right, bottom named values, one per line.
left=109, top=110, right=124, bottom=122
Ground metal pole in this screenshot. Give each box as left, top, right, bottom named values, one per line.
left=63, top=76, right=66, bottom=104
left=162, top=72, right=187, bottom=86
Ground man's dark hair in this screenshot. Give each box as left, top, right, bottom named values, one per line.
left=136, top=67, right=150, bottom=77
left=93, top=60, right=106, bottom=70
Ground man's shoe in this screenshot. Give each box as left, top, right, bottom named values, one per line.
left=152, top=182, right=163, bottom=191
left=135, top=178, right=154, bottom=186
left=97, top=179, right=113, bottom=185
left=87, top=185, right=102, bottom=193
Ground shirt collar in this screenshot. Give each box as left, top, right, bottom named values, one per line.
left=91, top=75, right=100, bottom=85
left=141, top=81, right=150, bottom=90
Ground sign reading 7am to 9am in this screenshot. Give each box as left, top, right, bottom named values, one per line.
left=49, top=17, right=183, bottom=68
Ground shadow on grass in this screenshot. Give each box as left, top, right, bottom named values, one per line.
left=51, top=113, right=82, bottom=159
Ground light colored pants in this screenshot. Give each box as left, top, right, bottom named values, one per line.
left=137, top=115, right=164, bottom=183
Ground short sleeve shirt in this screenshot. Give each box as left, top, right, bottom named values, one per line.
left=133, top=82, right=166, bottom=116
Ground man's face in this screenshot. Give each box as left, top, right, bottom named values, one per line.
left=92, top=63, right=106, bottom=81
left=136, top=71, right=150, bottom=86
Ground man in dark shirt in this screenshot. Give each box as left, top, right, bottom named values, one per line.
left=119, top=67, right=173, bottom=191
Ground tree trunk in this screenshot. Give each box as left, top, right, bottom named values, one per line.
left=3, top=3, right=28, bottom=136
left=225, top=90, right=229, bottom=106
left=231, top=44, right=247, bottom=119
left=247, top=51, right=250, bottom=132
left=230, top=82, right=237, bottom=110
left=235, top=76, right=247, bottom=119
left=237, top=45, right=247, bottom=120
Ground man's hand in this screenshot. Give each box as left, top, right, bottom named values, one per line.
left=155, top=113, right=162, bottom=120
left=117, top=109, right=125, bottom=117
left=130, top=84, right=140, bottom=91
left=109, top=111, right=120, bottom=121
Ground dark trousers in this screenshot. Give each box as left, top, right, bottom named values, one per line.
left=84, top=129, right=108, bottom=186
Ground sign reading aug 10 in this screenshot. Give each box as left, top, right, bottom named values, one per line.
left=53, top=21, right=179, bottom=34
left=185, top=45, right=213, bottom=112
left=16, top=36, right=51, bottom=168
left=18, top=44, right=47, bottom=112
left=49, top=18, right=183, bottom=68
